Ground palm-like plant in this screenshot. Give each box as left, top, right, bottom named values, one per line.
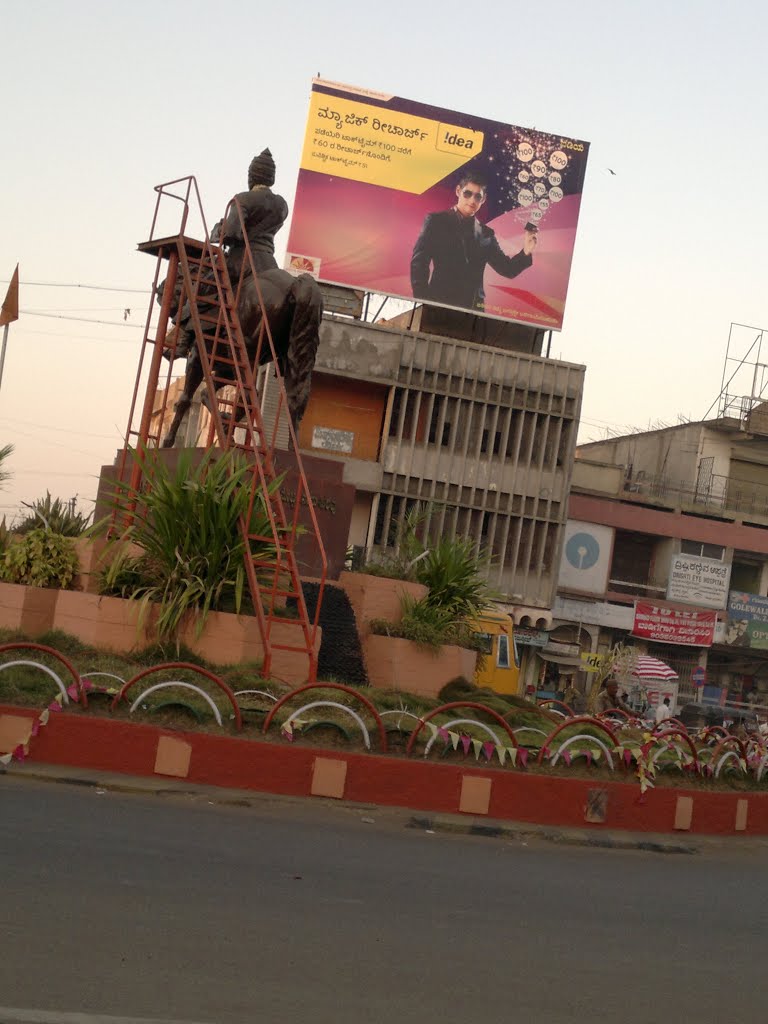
left=14, top=491, right=91, bottom=536
left=0, top=443, right=13, bottom=490
left=101, top=447, right=284, bottom=642
left=414, top=534, right=496, bottom=621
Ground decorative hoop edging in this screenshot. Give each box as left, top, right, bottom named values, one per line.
left=423, top=718, right=502, bottom=758
left=263, top=683, right=387, bottom=752
left=513, top=727, right=549, bottom=739
left=700, top=726, right=730, bottom=745
left=549, top=734, right=615, bottom=770
left=234, top=689, right=278, bottom=703
left=129, top=681, right=224, bottom=726
left=0, top=660, right=69, bottom=704
left=756, top=753, right=768, bottom=782
left=112, top=662, right=242, bottom=730
left=597, top=709, right=640, bottom=727
left=82, top=671, right=127, bottom=688
left=709, top=735, right=748, bottom=777
left=378, top=710, right=437, bottom=737
left=538, top=699, right=574, bottom=717
left=405, top=702, right=518, bottom=756
left=714, top=750, right=748, bottom=778
left=653, top=717, right=687, bottom=734
left=283, top=700, right=372, bottom=749
left=648, top=728, right=699, bottom=771
left=0, top=642, right=86, bottom=706
left=536, top=716, right=619, bottom=767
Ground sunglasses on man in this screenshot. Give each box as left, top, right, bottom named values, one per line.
left=461, top=189, right=485, bottom=201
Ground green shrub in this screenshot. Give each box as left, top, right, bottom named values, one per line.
left=0, top=529, right=79, bottom=589
left=370, top=595, right=489, bottom=653
left=100, top=446, right=284, bottom=643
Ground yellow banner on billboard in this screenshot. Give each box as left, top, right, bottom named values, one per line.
left=299, top=91, right=484, bottom=194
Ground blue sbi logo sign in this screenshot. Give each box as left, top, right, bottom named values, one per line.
left=565, top=532, right=601, bottom=571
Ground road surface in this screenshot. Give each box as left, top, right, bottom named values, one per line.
left=1, top=778, right=764, bottom=1023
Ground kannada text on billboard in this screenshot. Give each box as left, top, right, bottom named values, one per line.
left=285, top=79, right=590, bottom=331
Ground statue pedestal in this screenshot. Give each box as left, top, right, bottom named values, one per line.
left=96, top=448, right=355, bottom=580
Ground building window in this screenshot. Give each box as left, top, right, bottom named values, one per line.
left=680, top=540, right=724, bottom=560
left=497, top=634, right=510, bottom=669
left=473, top=632, right=493, bottom=655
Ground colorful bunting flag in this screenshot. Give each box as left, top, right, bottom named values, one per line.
left=460, top=735, right=471, bottom=755
left=496, top=746, right=507, bottom=767
left=471, top=738, right=483, bottom=761
left=518, top=748, right=528, bottom=768
left=449, top=731, right=460, bottom=751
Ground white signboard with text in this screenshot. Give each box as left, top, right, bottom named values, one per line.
left=666, top=553, right=730, bottom=610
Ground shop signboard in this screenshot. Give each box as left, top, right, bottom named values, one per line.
left=724, top=591, right=768, bottom=650
left=287, top=79, right=590, bottom=330
left=666, top=553, right=730, bottom=609
left=514, top=626, right=549, bottom=647
left=631, top=601, right=716, bottom=647
left=552, top=596, right=633, bottom=629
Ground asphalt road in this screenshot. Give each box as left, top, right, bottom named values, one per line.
left=1, top=778, right=765, bottom=1024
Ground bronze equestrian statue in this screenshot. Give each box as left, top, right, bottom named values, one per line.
left=161, top=149, right=323, bottom=448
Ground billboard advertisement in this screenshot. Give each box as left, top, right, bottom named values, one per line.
left=666, top=553, right=731, bottom=610
left=724, top=591, right=768, bottom=650
left=286, top=79, right=590, bottom=330
left=632, top=601, right=716, bottom=647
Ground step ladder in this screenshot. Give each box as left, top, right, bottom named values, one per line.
left=114, top=176, right=325, bottom=681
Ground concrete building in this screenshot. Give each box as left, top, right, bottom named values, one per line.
left=170, top=302, right=586, bottom=622
left=541, top=415, right=768, bottom=712
left=292, top=309, right=585, bottom=615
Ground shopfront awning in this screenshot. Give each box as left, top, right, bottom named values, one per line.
left=537, top=651, right=584, bottom=667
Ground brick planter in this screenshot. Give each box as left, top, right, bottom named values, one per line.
left=364, top=634, right=477, bottom=698
left=0, top=581, right=317, bottom=684
left=338, top=571, right=428, bottom=638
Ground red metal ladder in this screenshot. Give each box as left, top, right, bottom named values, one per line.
left=115, top=176, right=325, bottom=681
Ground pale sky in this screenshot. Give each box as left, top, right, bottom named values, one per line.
left=2, top=0, right=766, bottom=523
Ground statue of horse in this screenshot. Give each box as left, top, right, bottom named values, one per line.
left=160, top=266, right=322, bottom=449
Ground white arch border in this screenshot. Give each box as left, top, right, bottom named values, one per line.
left=129, top=681, right=223, bottom=725
left=284, top=700, right=371, bottom=749
left=423, top=718, right=503, bottom=757
left=549, top=733, right=615, bottom=770
left=0, top=660, right=69, bottom=703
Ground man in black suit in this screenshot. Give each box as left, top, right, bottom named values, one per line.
left=410, top=174, right=537, bottom=312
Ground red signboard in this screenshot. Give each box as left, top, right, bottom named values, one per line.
left=632, top=601, right=716, bottom=647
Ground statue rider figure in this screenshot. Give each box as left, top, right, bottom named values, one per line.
left=167, top=148, right=288, bottom=358
left=159, top=150, right=324, bottom=448
left=212, top=148, right=286, bottom=279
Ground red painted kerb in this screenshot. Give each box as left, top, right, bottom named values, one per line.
left=1, top=704, right=764, bottom=837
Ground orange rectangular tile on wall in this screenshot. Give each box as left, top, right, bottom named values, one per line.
left=154, top=736, right=192, bottom=778
left=311, top=757, right=348, bottom=799
left=459, top=776, right=492, bottom=815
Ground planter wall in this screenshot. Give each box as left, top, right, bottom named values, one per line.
left=0, top=582, right=318, bottom=684
left=338, top=571, right=427, bottom=638
left=4, top=703, right=764, bottom=837
left=364, top=634, right=477, bottom=698
left=0, top=582, right=58, bottom=636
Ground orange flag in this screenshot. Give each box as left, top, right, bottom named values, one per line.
left=0, top=265, right=19, bottom=327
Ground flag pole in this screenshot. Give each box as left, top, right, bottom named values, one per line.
left=0, top=263, right=20, bottom=394
left=0, top=324, right=9, bottom=393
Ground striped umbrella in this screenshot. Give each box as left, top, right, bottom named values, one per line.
left=629, top=655, right=678, bottom=680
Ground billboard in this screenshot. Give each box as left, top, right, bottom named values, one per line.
left=632, top=601, right=716, bottom=647
left=666, top=553, right=731, bottom=609
left=725, top=591, right=768, bottom=650
left=286, top=79, right=590, bottom=330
